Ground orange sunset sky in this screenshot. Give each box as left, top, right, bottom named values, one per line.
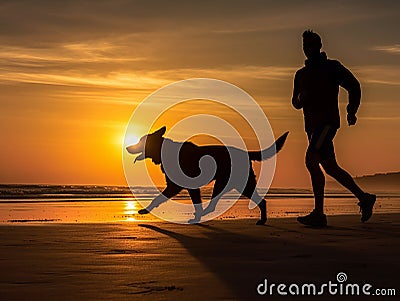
left=0, top=0, right=399, bottom=188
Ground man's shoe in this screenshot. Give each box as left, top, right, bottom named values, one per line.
left=358, top=193, right=376, bottom=222
left=297, top=210, right=327, bottom=227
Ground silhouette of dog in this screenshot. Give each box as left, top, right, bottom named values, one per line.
left=126, top=126, right=288, bottom=225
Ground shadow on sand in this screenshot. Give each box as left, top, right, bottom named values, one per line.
left=139, top=217, right=399, bottom=300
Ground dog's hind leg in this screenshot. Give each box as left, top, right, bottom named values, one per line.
left=188, top=189, right=203, bottom=224
left=242, top=190, right=267, bottom=225
left=241, top=179, right=267, bottom=225
left=253, top=196, right=267, bottom=225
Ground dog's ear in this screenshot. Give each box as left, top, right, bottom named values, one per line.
left=153, top=126, right=166, bottom=137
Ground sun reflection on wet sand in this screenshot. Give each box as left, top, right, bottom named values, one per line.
left=0, top=196, right=399, bottom=224
left=124, top=201, right=139, bottom=221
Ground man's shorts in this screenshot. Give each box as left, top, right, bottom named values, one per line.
left=306, top=125, right=337, bottom=159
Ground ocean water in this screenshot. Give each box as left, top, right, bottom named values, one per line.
left=0, top=185, right=399, bottom=224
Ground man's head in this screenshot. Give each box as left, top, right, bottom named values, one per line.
left=302, top=30, right=322, bottom=59
left=126, top=126, right=166, bottom=165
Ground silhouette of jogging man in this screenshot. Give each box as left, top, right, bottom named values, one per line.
left=292, top=30, right=376, bottom=227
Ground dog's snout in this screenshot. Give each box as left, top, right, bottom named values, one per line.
left=126, top=143, right=143, bottom=154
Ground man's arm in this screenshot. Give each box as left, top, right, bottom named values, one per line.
left=291, top=71, right=303, bottom=109
left=336, top=63, right=361, bottom=125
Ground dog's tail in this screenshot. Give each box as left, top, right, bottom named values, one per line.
left=248, top=131, right=289, bottom=161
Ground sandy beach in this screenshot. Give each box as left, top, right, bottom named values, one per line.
left=0, top=214, right=399, bottom=300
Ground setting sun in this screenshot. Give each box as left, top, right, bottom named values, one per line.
left=123, top=134, right=140, bottom=148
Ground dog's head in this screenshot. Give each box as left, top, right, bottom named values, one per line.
left=126, top=126, right=166, bottom=165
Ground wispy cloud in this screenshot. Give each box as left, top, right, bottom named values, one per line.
left=363, top=116, right=400, bottom=121
left=355, top=65, right=400, bottom=86
left=371, top=44, right=400, bottom=54
left=0, top=71, right=170, bottom=90
left=0, top=43, right=146, bottom=65
left=0, top=40, right=295, bottom=90
left=153, top=66, right=296, bottom=82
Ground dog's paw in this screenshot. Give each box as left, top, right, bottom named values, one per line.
left=188, top=217, right=201, bottom=224
left=138, top=208, right=150, bottom=215
left=256, top=219, right=267, bottom=225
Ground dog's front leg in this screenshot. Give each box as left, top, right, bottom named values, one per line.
left=137, top=193, right=168, bottom=214
left=187, top=189, right=203, bottom=224
left=138, top=184, right=182, bottom=214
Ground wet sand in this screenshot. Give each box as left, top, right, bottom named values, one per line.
left=0, top=214, right=399, bottom=300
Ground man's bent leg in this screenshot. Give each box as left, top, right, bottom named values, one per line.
left=321, top=157, right=364, bottom=198
left=321, top=157, right=376, bottom=222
